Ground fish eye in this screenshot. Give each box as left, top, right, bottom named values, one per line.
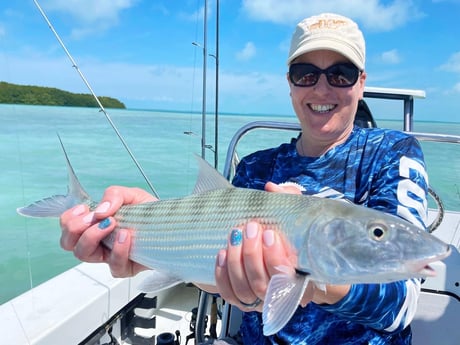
left=369, top=223, right=388, bottom=241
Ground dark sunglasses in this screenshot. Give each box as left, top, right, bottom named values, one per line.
left=289, top=63, right=361, bottom=88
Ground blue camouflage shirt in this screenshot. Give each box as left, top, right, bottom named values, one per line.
left=232, top=126, right=429, bottom=345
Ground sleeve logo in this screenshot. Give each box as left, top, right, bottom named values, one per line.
left=396, top=156, right=428, bottom=229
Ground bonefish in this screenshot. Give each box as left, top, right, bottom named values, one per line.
left=17, top=138, right=451, bottom=335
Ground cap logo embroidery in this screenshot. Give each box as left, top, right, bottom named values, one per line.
left=309, top=19, right=347, bottom=31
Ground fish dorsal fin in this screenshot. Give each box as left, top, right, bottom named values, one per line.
left=58, top=134, right=91, bottom=204
left=193, top=154, right=234, bottom=194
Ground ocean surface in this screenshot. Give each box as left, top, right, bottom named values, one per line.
left=1, top=104, right=459, bottom=304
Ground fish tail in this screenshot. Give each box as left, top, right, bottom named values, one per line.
left=16, top=134, right=93, bottom=218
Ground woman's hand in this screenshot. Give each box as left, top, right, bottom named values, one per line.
left=214, top=221, right=300, bottom=312
left=60, top=186, right=156, bottom=277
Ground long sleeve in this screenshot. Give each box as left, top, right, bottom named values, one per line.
left=319, top=279, right=421, bottom=333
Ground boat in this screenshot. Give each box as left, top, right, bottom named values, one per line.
left=1, top=86, right=459, bottom=345
left=2, top=1, right=459, bottom=343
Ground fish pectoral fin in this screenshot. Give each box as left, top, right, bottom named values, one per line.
left=262, top=266, right=310, bottom=336
left=138, top=270, right=184, bottom=293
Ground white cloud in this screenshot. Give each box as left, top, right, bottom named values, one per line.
left=179, top=5, right=205, bottom=22
left=439, top=52, right=460, bottom=73
left=236, top=42, right=256, bottom=61
left=439, top=52, right=460, bottom=95
left=453, top=82, right=460, bottom=94
left=380, top=49, right=401, bottom=64
left=436, top=52, right=460, bottom=96
left=178, top=3, right=214, bottom=23
left=44, top=0, right=137, bottom=22
left=42, top=0, right=138, bottom=38
left=241, top=0, right=424, bottom=31
left=217, top=70, right=290, bottom=113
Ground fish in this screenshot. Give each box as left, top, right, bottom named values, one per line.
left=17, top=138, right=451, bottom=336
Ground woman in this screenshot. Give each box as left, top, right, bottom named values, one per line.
left=60, top=13, right=429, bottom=344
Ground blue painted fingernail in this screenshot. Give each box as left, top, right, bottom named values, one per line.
left=98, top=218, right=111, bottom=230
left=230, top=229, right=242, bottom=246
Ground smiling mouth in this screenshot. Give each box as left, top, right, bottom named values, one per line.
left=309, top=104, right=336, bottom=113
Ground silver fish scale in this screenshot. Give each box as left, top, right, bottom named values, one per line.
left=111, top=188, right=318, bottom=284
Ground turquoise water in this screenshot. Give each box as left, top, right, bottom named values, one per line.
left=1, top=104, right=459, bottom=304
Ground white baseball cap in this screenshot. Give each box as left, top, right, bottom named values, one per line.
left=287, top=13, right=365, bottom=70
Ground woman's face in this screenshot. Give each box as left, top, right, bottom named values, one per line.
left=288, top=50, right=366, bottom=154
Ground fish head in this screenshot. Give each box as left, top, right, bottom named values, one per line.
left=298, top=204, right=451, bottom=284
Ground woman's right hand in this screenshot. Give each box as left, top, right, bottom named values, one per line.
left=60, top=186, right=157, bottom=277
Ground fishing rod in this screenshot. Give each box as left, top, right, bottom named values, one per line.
left=32, top=0, right=159, bottom=199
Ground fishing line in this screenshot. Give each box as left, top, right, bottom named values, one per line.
left=6, top=108, right=37, bottom=297
left=0, top=38, right=36, bottom=297
left=16, top=134, right=36, bottom=295
left=183, top=0, right=204, bottom=192
left=32, top=0, right=159, bottom=199
left=188, top=0, right=202, bottom=128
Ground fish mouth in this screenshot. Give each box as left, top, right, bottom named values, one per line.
left=406, top=246, right=451, bottom=277
left=416, top=264, right=438, bottom=277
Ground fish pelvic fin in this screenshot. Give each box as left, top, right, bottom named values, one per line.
left=138, top=270, right=184, bottom=293
left=262, top=265, right=310, bottom=336
left=17, top=134, right=93, bottom=218
left=193, top=154, right=233, bottom=194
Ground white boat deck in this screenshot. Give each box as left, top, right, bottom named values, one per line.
left=1, top=263, right=203, bottom=344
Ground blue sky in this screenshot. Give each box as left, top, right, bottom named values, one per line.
left=1, top=0, right=460, bottom=122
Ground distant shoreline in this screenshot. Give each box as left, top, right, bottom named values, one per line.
left=0, top=81, right=125, bottom=109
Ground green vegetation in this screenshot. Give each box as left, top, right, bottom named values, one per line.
left=0, top=81, right=125, bottom=108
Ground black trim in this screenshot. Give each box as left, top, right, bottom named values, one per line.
left=421, top=288, right=460, bottom=302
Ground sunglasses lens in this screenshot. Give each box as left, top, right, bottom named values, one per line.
left=289, top=64, right=319, bottom=86
left=326, top=64, right=360, bottom=87
left=289, top=63, right=360, bottom=87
